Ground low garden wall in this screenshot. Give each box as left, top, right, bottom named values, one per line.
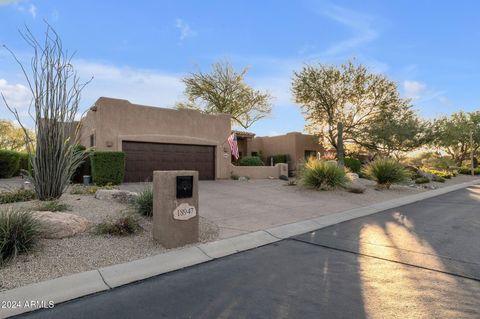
left=230, top=163, right=288, bottom=179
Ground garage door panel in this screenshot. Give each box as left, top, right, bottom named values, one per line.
left=123, top=141, right=215, bottom=182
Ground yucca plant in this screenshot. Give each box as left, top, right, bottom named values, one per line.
left=0, top=208, right=42, bottom=264
left=299, top=158, right=348, bottom=189
left=130, top=186, right=153, bottom=217
left=363, top=158, right=410, bottom=189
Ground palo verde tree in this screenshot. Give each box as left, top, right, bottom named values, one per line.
left=178, top=61, right=272, bottom=129
left=292, top=60, right=420, bottom=156
left=1, top=24, right=91, bottom=200
left=432, top=111, right=480, bottom=166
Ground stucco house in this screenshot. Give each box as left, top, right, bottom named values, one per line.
left=239, top=132, right=324, bottom=174
left=79, top=97, right=232, bottom=182
left=79, top=97, right=324, bottom=182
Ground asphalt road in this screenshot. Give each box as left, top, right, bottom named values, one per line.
left=16, top=186, right=480, bottom=319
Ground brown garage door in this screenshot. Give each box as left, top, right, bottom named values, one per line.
left=122, top=141, right=215, bottom=182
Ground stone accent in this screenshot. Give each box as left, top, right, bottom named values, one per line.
left=32, top=211, right=89, bottom=239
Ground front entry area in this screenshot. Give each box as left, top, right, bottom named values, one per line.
left=122, top=141, right=216, bottom=182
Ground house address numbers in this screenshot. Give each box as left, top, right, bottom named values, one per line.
left=173, top=203, right=197, bottom=220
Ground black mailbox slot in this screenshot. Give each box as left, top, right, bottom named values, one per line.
left=176, top=176, right=193, bottom=198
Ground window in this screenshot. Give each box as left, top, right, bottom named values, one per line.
left=90, top=134, right=95, bottom=147
left=304, top=150, right=317, bottom=160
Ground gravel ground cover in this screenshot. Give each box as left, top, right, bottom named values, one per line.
left=0, top=192, right=219, bottom=291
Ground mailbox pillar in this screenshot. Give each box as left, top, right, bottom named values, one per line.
left=152, top=170, right=199, bottom=249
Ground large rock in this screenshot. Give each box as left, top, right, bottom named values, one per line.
left=32, top=211, right=89, bottom=239
left=94, top=189, right=138, bottom=204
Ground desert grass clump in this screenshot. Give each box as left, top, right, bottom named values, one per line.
left=299, top=158, right=347, bottom=189
left=363, top=158, right=410, bottom=189
left=130, top=187, right=153, bottom=217
left=36, top=200, right=70, bottom=212
left=94, top=214, right=141, bottom=236
left=0, top=208, right=41, bottom=263
left=0, top=187, right=36, bottom=204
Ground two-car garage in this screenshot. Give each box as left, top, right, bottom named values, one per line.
left=122, top=141, right=216, bottom=182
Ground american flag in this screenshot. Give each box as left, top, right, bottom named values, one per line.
left=228, top=133, right=239, bottom=160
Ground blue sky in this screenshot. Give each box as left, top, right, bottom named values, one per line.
left=1, top=0, right=479, bottom=136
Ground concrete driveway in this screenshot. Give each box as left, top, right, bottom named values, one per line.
left=121, top=179, right=427, bottom=239
left=18, top=185, right=480, bottom=319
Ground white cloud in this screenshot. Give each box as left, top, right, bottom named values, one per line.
left=73, top=60, right=185, bottom=110
left=0, top=79, right=31, bottom=116
left=28, top=3, right=36, bottom=18
left=175, top=18, right=196, bottom=43
left=403, top=80, right=427, bottom=100
left=320, top=5, right=379, bottom=55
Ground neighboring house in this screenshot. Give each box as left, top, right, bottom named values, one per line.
left=79, top=97, right=232, bottom=182
left=237, top=131, right=325, bottom=174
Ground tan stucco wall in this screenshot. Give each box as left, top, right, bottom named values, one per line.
left=249, top=132, right=324, bottom=171
left=230, top=163, right=288, bottom=179
left=79, top=97, right=232, bottom=179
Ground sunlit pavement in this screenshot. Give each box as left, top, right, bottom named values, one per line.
left=16, top=186, right=480, bottom=319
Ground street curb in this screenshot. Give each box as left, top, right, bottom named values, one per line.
left=2, top=179, right=479, bottom=318
left=0, top=270, right=109, bottom=319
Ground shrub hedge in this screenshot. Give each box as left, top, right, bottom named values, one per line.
left=90, top=151, right=125, bottom=186
left=0, top=150, right=21, bottom=178
left=237, top=156, right=264, bottom=166
left=344, top=156, right=361, bottom=173
left=17, top=152, right=30, bottom=175
left=267, top=154, right=289, bottom=165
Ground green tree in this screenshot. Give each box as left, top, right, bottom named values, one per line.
left=356, top=104, right=430, bottom=157
left=0, top=119, right=29, bottom=151
left=178, top=61, right=272, bottom=129
left=292, top=60, right=419, bottom=155
left=432, top=111, right=480, bottom=166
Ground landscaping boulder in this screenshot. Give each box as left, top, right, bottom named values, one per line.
left=32, top=211, right=89, bottom=239
left=95, top=189, right=138, bottom=204
left=418, top=170, right=434, bottom=181
left=344, top=181, right=366, bottom=193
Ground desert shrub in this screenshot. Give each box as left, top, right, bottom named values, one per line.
left=0, top=208, right=41, bottom=263
left=0, top=150, right=21, bottom=178
left=432, top=175, right=446, bottom=183
left=363, top=158, right=410, bottom=189
left=94, top=214, right=141, bottom=236
left=130, top=186, right=153, bottom=217
left=415, top=176, right=430, bottom=184
left=69, top=184, right=99, bottom=195
left=36, top=200, right=70, bottom=212
left=0, top=187, right=36, bottom=204
left=458, top=167, right=480, bottom=175
left=344, top=157, right=361, bottom=173
left=90, top=151, right=125, bottom=186
left=267, top=154, right=289, bottom=165
left=237, top=156, right=264, bottom=166
left=299, top=158, right=347, bottom=189
left=421, top=168, right=454, bottom=179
